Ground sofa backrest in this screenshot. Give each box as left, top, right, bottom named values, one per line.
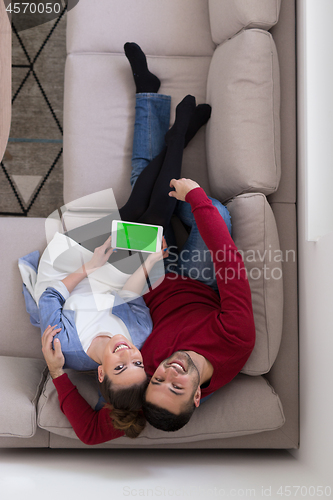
left=207, top=28, right=281, bottom=202
left=209, top=0, right=281, bottom=44
left=66, top=0, right=215, bottom=57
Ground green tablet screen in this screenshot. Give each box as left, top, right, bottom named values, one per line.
left=116, top=222, right=158, bottom=252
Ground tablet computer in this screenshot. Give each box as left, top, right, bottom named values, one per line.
left=111, top=220, right=163, bottom=253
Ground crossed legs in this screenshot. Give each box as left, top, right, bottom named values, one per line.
left=119, top=95, right=197, bottom=228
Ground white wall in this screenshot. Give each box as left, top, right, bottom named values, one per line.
left=289, top=0, right=333, bottom=482
left=299, top=0, right=333, bottom=241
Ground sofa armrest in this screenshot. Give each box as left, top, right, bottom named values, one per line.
left=0, top=356, right=46, bottom=438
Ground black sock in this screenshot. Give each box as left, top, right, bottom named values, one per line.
left=124, top=42, right=160, bottom=93
left=164, top=95, right=196, bottom=145
left=185, top=104, right=212, bottom=147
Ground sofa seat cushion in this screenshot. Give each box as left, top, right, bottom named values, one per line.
left=38, top=370, right=285, bottom=444
left=67, top=0, right=215, bottom=57
left=0, top=356, right=46, bottom=438
left=59, top=188, right=119, bottom=232
left=207, top=29, right=281, bottom=202
left=227, top=193, right=283, bottom=375
left=0, top=217, right=47, bottom=359
left=63, top=53, right=212, bottom=206
left=209, top=0, right=281, bottom=45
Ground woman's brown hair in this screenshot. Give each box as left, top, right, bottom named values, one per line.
left=99, top=374, right=149, bottom=438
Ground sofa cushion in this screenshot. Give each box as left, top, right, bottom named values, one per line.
left=206, top=29, right=281, bottom=202
left=0, top=217, right=47, bottom=359
left=59, top=188, right=119, bottom=232
left=209, top=0, right=281, bottom=45
left=63, top=53, right=212, bottom=206
left=67, top=0, right=215, bottom=57
left=0, top=356, right=46, bottom=438
left=227, top=193, right=283, bottom=375
left=38, top=370, right=285, bottom=444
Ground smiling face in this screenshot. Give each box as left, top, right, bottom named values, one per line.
left=145, top=351, right=201, bottom=414
left=98, top=334, right=147, bottom=388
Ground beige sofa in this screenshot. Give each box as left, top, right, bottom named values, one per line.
left=0, top=0, right=298, bottom=449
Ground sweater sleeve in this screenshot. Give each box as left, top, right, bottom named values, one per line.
left=38, top=287, right=69, bottom=333
left=53, top=373, right=124, bottom=445
left=185, top=188, right=256, bottom=348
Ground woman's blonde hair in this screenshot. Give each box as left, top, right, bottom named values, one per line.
left=99, top=374, right=149, bottom=438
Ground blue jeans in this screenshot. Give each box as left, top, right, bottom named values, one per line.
left=131, top=93, right=171, bottom=187
left=131, top=93, right=232, bottom=293
left=168, top=199, right=231, bottom=293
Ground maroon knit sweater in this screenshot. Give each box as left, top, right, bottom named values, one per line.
left=142, top=188, right=256, bottom=397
